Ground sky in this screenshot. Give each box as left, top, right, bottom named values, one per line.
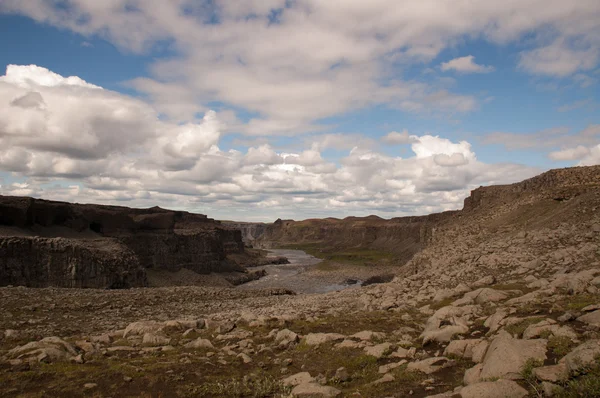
left=0, top=1, right=598, bottom=222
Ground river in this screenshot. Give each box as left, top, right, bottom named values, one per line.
left=236, top=249, right=361, bottom=294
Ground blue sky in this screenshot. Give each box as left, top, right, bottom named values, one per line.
left=0, top=1, right=598, bottom=221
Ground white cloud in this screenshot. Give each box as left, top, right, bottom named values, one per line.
left=548, top=146, right=590, bottom=161
left=440, top=55, right=495, bottom=73
left=382, top=130, right=417, bottom=145
left=4, top=1, right=598, bottom=133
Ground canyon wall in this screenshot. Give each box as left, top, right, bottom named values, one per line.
left=0, top=196, right=246, bottom=288
left=220, top=222, right=268, bottom=245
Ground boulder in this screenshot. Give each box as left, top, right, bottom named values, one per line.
left=479, top=332, right=547, bottom=380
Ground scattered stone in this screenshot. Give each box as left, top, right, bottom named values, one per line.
left=83, top=383, right=97, bottom=390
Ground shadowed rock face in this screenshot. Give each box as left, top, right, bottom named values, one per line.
left=0, top=197, right=245, bottom=288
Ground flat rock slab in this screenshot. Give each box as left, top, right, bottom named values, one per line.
left=460, top=379, right=528, bottom=398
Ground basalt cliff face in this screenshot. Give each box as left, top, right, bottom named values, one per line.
left=256, top=165, right=600, bottom=269
left=0, top=196, right=245, bottom=288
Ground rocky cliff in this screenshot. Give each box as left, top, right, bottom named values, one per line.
left=256, top=165, right=600, bottom=268
left=0, top=196, right=246, bottom=288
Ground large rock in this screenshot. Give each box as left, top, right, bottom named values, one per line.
left=479, top=332, right=547, bottom=380
left=460, top=379, right=528, bottom=398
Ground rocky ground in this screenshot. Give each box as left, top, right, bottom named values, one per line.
left=1, top=257, right=600, bottom=397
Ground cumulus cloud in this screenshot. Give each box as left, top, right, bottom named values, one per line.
left=382, top=130, right=417, bottom=145
left=440, top=55, right=495, bottom=73
left=0, top=64, right=549, bottom=220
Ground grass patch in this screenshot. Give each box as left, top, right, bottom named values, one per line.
left=504, top=317, right=544, bottom=337
left=564, top=294, right=599, bottom=311
left=277, top=243, right=396, bottom=267
left=186, top=374, right=290, bottom=398
left=548, top=335, right=576, bottom=357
